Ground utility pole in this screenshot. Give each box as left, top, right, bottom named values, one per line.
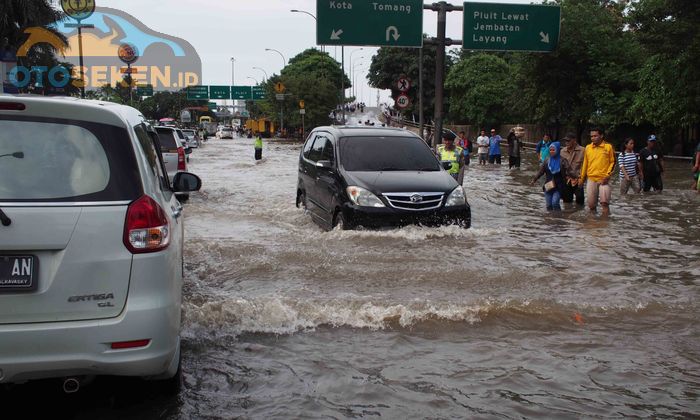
left=418, top=46, right=424, bottom=141
left=424, top=2, right=463, bottom=148
left=341, top=46, right=345, bottom=124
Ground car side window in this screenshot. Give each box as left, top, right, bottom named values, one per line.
left=147, top=130, right=173, bottom=191
left=320, top=138, right=335, bottom=163
left=134, top=124, right=159, bottom=176
left=308, top=136, right=326, bottom=162
left=303, top=135, right=316, bottom=159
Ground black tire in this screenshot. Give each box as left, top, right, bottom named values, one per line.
left=333, top=210, right=353, bottom=230
left=296, top=190, right=307, bottom=209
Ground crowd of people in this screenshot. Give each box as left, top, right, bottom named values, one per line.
left=435, top=127, right=699, bottom=216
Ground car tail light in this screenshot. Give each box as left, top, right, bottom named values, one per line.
left=111, top=339, right=151, bottom=349
left=123, top=195, right=170, bottom=254
left=0, top=102, right=26, bottom=111
left=177, top=147, right=186, bottom=171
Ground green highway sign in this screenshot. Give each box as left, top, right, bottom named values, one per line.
left=209, top=85, right=231, bottom=100
left=463, top=3, right=561, bottom=52
left=187, top=85, right=209, bottom=100
left=231, top=86, right=253, bottom=100
left=317, top=0, right=423, bottom=47
left=136, top=84, right=153, bottom=96
left=208, top=102, right=217, bottom=111
left=252, top=86, right=267, bottom=101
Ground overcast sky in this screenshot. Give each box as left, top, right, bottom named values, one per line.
left=76, top=0, right=536, bottom=106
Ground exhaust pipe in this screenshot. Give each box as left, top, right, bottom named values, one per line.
left=62, top=377, right=80, bottom=394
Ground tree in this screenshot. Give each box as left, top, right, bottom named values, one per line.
left=445, top=53, right=516, bottom=127
left=512, top=0, right=642, bottom=138
left=367, top=38, right=455, bottom=120
left=629, top=0, right=700, bottom=129
left=254, top=49, right=350, bottom=134
left=0, top=0, right=79, bottom=96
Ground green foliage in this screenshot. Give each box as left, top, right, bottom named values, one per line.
left=254, top=49, right=350, bottom=132
left=513, top=0, right=642, bottom=133
left=1, top=0, right=79, bottom=96
left=629, top=0, right=700, bottom=127
left=445, top=53, right=515, bottom=127
left=367, top=39, right=454, bottom=119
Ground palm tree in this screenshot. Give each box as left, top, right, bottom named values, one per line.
left=0, top=0, right=77, bottom=95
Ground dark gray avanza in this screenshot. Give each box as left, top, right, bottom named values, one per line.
left=296, top=126, right=471, bottom=231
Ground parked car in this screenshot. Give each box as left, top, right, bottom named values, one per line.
left=297, top=126, right=471, bottom=230
left=154, top=126, right=192, bottom=201
left=216, top=126, right=234, bottom=139
left=0, top=95, right=202, bottom=392
left=181, top=129, right=199, bottom=148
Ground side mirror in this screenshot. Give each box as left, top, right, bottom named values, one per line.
left=316, top=160, right=333, bottom=169
left=172, top=172, right=202, bottom=192
left=442, top=161, right=453, bottom=170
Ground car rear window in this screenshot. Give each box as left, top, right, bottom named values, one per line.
left=339, top=136, right=441, bottom=172
left=0, top=116, right=141, bottom=202
left=155, top=127, right=177, bottom=148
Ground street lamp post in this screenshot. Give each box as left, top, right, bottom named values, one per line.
left=348, top=48, right=363, bottom=102
left=265, top=48, right=286, bottom=69
left=230, top=57, right=236, bottom=107
left=252, top=67, right=268, bottom=82
left=246, top=76, right=259, bottom=85
left=351, top=59, right=364, bottom=99
left=290, top=9, right=323, bottom=53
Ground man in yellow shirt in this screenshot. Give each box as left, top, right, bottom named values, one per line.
left=579, top=128, right=615, bottom=215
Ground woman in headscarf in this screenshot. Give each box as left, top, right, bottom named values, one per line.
left=530, top=141, right=568, bottom=211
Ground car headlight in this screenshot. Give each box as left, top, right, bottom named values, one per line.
left=346, top=186, right=385, bottom=207
left=445, top=186, right=467, bottom=206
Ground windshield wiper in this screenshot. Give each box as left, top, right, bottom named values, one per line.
left=0, top=208, right=11, bottom=226
left=379, top=167, right=403, bottom=171
left=417, top=167, right=439, bottom=171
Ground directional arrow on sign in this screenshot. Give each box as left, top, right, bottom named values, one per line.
left=540, top=32, right=550, bottom=43
left=386, top=26, right=400, bottom=42
left=331, top=29, right=343, bottom=40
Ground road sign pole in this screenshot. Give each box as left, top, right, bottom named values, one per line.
left=78, top=26, right=85, bottom=98
left=419, top=46, right=424, bottom=141
left=341, top=46, right=345, bottom=124
left=433, top=2, right=447, bottom=149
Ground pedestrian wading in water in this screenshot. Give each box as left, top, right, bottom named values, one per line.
left=254, top=135, right=263, bottom=161
left=531, top=141, right=568, bottom=211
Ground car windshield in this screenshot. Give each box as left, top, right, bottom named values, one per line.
left=339, top=136, right=440, bottom=172
left=182, top=130, right=195, bottom=136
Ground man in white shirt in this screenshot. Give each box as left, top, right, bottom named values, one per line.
left=476, top=129, right=490, bottom=166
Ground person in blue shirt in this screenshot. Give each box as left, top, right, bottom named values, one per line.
left=488, top=129, right=502, bottom=164
left=535, top=134, right=552, bottom=163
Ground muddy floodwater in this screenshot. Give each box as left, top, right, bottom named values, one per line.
left=4, top=125, right=700, bottom=419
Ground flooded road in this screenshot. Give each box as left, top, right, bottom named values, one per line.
left=172, top=132, right=700, bottom=418
left=5, top=128, right=700, bottom=419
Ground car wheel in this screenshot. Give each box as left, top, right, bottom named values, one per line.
left=296, top=190, right=307, bottom=209
left=334, top=210, right=353, bottom=231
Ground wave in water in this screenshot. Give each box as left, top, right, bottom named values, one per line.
left=182, top=296, right=687, bottom=337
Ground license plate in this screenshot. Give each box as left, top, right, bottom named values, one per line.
left=0, top=255, right=38, bottom=293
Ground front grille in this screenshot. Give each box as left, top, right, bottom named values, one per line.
left=382, top=192, right=444, bottom=211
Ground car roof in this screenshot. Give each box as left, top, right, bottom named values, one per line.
left=313, top=126, right=420, bottom=140
left=0, top=94, right=145, bottom=128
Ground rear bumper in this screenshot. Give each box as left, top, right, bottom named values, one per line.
left=342, top=203, right=471, bottom=228
left=0, top=299, right=180, bottom=384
